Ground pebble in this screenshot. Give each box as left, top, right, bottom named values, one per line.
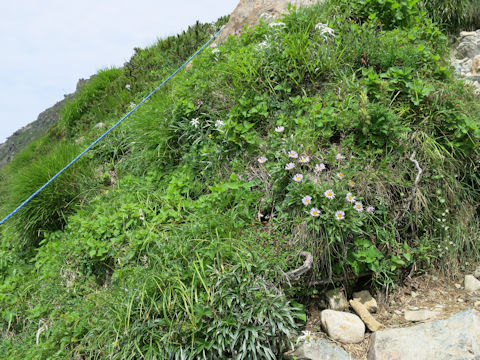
left=465, top=275, right=480, bottom=292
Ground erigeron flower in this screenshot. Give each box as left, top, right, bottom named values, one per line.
left=366, top=206, right=375, bottom=214
left=296, top=330, right=312, bottom=345
left=258, top=156, right=267, bottom=164
left=335, top=210, right=345, bottom=220
left=288, top=150, right=298, bottom=159
left=285, top=162, right=295, bottom=170
left=354, top=202, right=364, bottom=212
left=293, top=173, right=303, bottom=182
left=348, top=180, right=355, bottom=187
left=125, top=84, right=131, bottom=90
left=302, top=196, right=312, bottom=206
left=190, top=118, right=199, bottom=128
left=275, top=126, right=285, bottom=133
left=310, top=208, right=320, bottom=217
left=315, top=163, right=326, bottom=173
left=324, top=189, right=335, bottom=199
left=269, top=22, right=286, bottom=28
left=336, top=153, right=345, bottom=160
left=129, top=102, right=136, bottom=109
left=299, top=155, right=310, bottom=163
left=315, top=23, right=336, bottom=40
left=345, top=192, right=356, bottom=203
left=215, top=120, right=225, bottom=128
left=337, top=172, right=345, bottom=180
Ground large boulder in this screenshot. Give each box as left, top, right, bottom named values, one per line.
left=368, top=309, right=480, bottom=360
left=217, top=0, right=323, bottom=43
left=321, top=310, right=365, bottom=344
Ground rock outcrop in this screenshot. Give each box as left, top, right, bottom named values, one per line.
left=217, top=0, right=323, bottom=43
left=368, top=309, right=480, bottom=360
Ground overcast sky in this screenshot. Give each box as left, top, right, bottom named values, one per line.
left=0, top=0, right=238, bottom=143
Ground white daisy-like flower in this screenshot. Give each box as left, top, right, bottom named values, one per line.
left=190, top=118, right=199, bottom=128
left=324, top=189, right=335, bottom=199
left=125, top=84, right=131, bottom=90
left=310, top=208, right=320, bottom=217
left=348, top=180, right=355, bottom=187
left=212, top=48, right=220, bottom=54
left=285, top=162, right=295, bottom=170
left=129, top=102, right=136, bottom=109
left=299, top=155, right=310, bottom=163
left=258, top=156, right=267, bottom=164
left=354, top=202, right=364, bottom=212
left=288, top=150, right=298, bottom=159
left=345, top=192, right=356, bottom=203
left=293, top=174, right=303, bottom=182
left=215, top=120, right=225, bottom=128
left=444, top=226, right=449, bottom=231
left=302, top=196, right=312, bottom=206
left=336, top=153, right=345, bottom=160
left=315, top=23, right=336, bottom=40
left=335, top=210, right=345, bottom=220
left=315, top=163, right=326, bottom=173
left=269, top=22, right=286, bottom=28
left=275, top=126, right=285, bottom=133
left=366, top=206, right=375, bottom=214
left=337, top=172, right=345, bottom=180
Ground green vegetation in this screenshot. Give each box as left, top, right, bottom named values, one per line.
left=1, top=1, right=480, bottom=358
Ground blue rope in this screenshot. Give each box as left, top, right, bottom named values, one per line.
left=0, top=25, right=224, bottom=226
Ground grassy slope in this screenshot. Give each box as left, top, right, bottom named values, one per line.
left=1, top=1, right=480, bottom=358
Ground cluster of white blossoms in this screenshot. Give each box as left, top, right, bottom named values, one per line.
left=256, top=126, right=378, bottom=221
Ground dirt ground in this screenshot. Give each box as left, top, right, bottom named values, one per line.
left=303, top=272, right=480, bottom=359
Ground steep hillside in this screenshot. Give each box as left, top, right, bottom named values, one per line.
left=1, top=1, right=480, bottom=359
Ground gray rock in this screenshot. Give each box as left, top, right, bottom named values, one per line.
left=326, top=288, right=349, bottom=311
left=286, top=339, right=351, bottom=360
left=404, top=309, right=439, bottom=322
left=321, top=310, right=365, bottom=344
left=465, top=274, right=480, bottom=292
left=368, top=309, right=480, bottom=360
left=457, top=41, right=478, bottom=59
left=474, top=265, right=480, bottom=279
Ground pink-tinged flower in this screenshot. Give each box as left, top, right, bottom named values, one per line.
left=337, top=172, right=345, bottom=180
left=348, top=180, right=355, bottom=187
left=354, top=202, right=364, bottom=212
left=367, top=206, right=375, bottom=214
left=275, top=126, right=285, bottom=133
left=258, top=156, right=267, bottom=164
left=336, top=153, right=345, bottom=160
left=324, top=189, right=335, bottom=199
left=315, top=163, right=326, bottom=173
left=285, top=162, right=295, bottom=170
left=299, top=155, right=310, bottom=163
left=310, top=208, right=321, bottom=217
left=302, top=196, right=312, bottom=206
left=293, top=173, right=303, bottom=182
left=288, top=150, right=298, bottom=159
left=345, top=192, right=356, bottom=203
left=335, top=210, right=345, bottom=220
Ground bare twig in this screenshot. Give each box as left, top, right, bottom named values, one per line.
left=283, top=252, right=313, bottom=282
left=395, top=152, right=423, bottom=222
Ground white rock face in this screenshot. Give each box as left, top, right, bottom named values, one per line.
left=321, top=310, right=365, bottom=344
left=465, top=274, right=480, bottom=292
left=217, top=0, right=324, bottom=43
left=369, top=309, right=480, bottom=360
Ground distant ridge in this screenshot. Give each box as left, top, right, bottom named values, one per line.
left=0, top=78, right=89, bottom=169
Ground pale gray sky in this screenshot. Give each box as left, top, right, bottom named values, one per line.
left=0, top=0, right=238, bottom=143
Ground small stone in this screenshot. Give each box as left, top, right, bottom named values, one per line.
left=475, top=301, right=480, bottom=308
left=411, top=291, right=418, bottom=298
left=454, top=283, right=461, bottom=289
left=432, top=275, right=438, bottom=281
left=352, top=290, right=378, bottom=313
left=474, top=265, right=480, bottom=279
left=394, top=310, right=402, bottom=315
left=326, top=289, right=349, bottom=311
left=285, top=338, right=351, bottom=360
left=404, top=309, right=439, bottom=322
left=458, top=298, right=464, bottom=303
left=350, top=299, right=383, bottom=332
left=465, top=274, right=480, bottom=292
left=321, top=310, right=365, bottom=344
left=409, top=306, right=419, bottom=311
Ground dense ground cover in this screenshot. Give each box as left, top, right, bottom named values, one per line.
left=1, top=0, right=480, bottom=358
